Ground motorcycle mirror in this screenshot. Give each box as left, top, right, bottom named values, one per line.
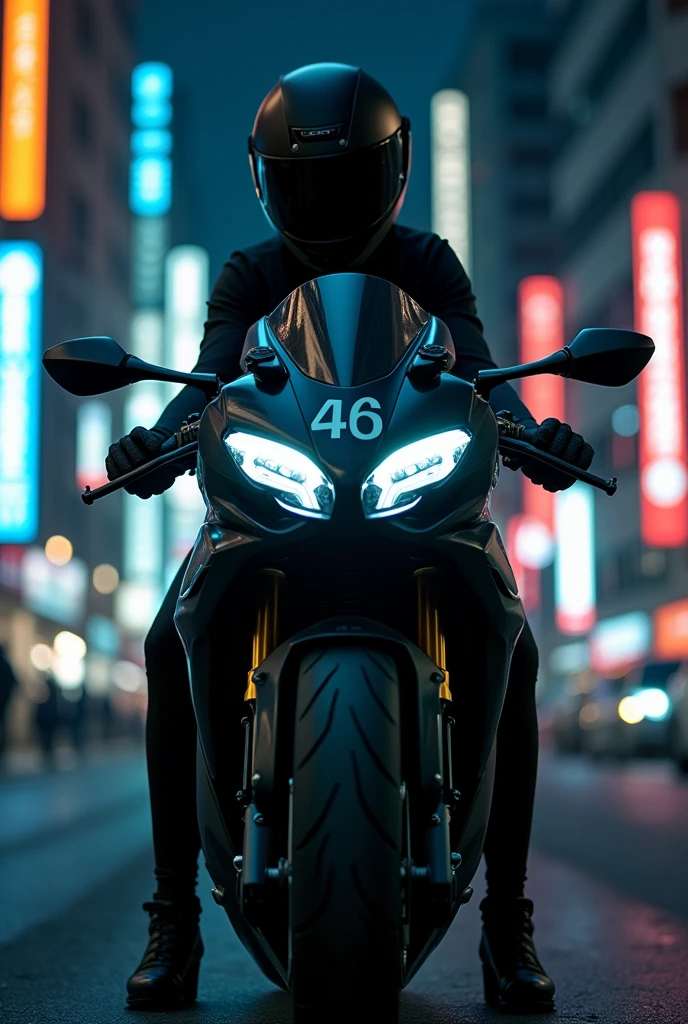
left=475, top=328, right=654, bottom=397
left=42, top=337, right=133, bottom=396
left=565, top=328, right=655, bottom=387
left=43, top=337, right=220, bottom=397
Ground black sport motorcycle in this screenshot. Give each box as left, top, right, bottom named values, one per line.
left=43, top=273, right=653, bottom=1021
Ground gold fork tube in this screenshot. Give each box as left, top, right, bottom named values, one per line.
left=244, top=569, right=285, bottom=700
left=414, top=567, right=452, bottom=701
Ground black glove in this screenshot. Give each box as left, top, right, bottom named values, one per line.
left=105, top=426, right=177, bottom=499
left=503, top=417, right=594, bottom=493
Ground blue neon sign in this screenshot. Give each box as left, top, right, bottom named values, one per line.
left=130, top=63, right=173, bottom=216
left=0, top=242, right=42, bottom=543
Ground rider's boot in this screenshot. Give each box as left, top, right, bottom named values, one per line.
left=126, top=897, right=203, bottom=1010
left=479, top=896, right=555, bottom=1013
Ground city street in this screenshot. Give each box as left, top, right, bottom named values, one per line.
left=1, top=752, right=686, bottom=1024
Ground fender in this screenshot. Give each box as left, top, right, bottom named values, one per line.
left=250, top=616, right=447, bottom=818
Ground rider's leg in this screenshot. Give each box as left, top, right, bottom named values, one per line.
left=127, top=556, right=204, bottom=1010
left=479, top=620, right=555, bottom=1011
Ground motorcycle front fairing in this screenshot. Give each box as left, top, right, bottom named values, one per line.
left=174, top=273, right=524, bottom=984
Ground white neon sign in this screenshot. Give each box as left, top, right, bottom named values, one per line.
left=555, top=483, right=596, bottom=635
left=431, top=89, right=471, bottom=273
left=0, top=241, right=42, bottom=542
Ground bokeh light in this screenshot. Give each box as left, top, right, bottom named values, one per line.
left=29, top=642, right=52, bottom=671
left=92, top=563, right=120, bottom=595
left=53, top=631, right=86, bottom=660
left=618, top=695, right=644, bottom=725
left=44, top=535, right=73, bottom=565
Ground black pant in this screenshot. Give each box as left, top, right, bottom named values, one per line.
left=144, top=557, right=539, bottom=903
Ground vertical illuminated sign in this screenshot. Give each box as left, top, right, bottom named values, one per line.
left=632, top=191, right=688, bottom=547
left=76, top=401, right=111, bottom=490
left=164, top=246, right=209, bottom=391
left=555, top=483, right=596, bottom=635
left=431, top=89, right=471, bottom=272
left=118, top=62, right=173, bottom=635
left=164, top=246, right=209, bottom=579
left=130, top=63, right=173, bottom=217
left=0, top=242, right=42, bottom=542
left=0, top=0, right=50, bottom=220
left=518, top=276, right=565, bottom=534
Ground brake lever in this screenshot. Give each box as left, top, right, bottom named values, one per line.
left=81, top=441, right=199, bottom=505
left=498, top=436, right=617, bottom=496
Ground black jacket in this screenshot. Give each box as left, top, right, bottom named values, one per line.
left=155, top=225, right=531, bottom=437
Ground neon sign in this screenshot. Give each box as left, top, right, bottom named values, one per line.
left=518, top=276, right=565, bottom=536
left=0, top=0, right=50, bottom=220
left=431, top=90, right=471, bottom=273
left=130, top=62, right=173, bottom=217
left=0, top=242, right=42, bottom=543
left=555, top=483, right=596, bottom=635
left=632, top=191, right=688, bottom=547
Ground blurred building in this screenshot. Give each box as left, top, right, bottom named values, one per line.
left=454, top=0, right=558, bottom=367
left=447, top=0, right=559, bottom=532
left=543, top=0, right=688, bottom=678
left=0, top=1, right=138, bottom=749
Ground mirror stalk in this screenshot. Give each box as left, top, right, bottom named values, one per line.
left=475, top=350, right=570, bottom=398
left=124, top=356, right=220, bottom=397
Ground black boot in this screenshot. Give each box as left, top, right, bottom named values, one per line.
left=479, top=897, right=555, bottom=1013
left=126, top=898, right=203, bottom=1010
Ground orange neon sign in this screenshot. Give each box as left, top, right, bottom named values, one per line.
left=0, top=0, right=50, bottom=220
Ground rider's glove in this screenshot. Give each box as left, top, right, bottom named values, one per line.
left=105, top=426, right=177, bottom=499
left=503, top=417, right=594, bottom=493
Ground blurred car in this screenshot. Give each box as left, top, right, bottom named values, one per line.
left=667, top=665, right=688, bottom=776
left=579, top=660, right=680, bottom=760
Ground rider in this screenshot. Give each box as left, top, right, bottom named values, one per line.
left=110, top=63, right=593, bottom=1013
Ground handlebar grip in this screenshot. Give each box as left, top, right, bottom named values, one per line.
left=498, top=437, right=617, bottom=495
left=82, top=441, right=198, bottom=505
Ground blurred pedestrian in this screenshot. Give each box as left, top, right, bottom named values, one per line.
left=0, top=644, right=18, bottom=766
left=34, top=672, right=59, bottom=768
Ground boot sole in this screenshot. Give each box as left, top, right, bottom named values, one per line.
left=483, top=964, right=555, bottom=1014
left=126, top=961, right=200, bottom=1011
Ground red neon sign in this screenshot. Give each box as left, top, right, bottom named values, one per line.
left=632, top=192, right=688, bottom=547
left=506, top=514, right=540, bottom=613
left=518, top=277, right=565, bottom=534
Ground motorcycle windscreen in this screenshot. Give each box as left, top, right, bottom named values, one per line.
left=266, top=273, right=430, bottom=387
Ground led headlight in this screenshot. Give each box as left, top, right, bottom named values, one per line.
left=225, top=431, right=334, bottom=518
left=361, top=429, right=471, bottom=518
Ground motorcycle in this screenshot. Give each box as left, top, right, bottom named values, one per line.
left=43, top=272, right=653, bottom=1021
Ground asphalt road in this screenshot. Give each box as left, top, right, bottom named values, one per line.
left=1, top=750, right=687, bottom=1024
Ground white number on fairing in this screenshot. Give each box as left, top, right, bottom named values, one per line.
left=311, top=397, right=383, bottom=440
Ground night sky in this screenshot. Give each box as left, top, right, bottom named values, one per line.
left=139, top=0, right=473, bottom=282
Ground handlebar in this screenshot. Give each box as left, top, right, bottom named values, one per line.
left=498, top=436, right=617, bottom=495
left=82, top=423, right=617, bottom=505
left=81, top=441, right=198, bottom=505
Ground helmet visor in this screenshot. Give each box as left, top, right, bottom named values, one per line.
left=256, top=131, right=405, bottom=244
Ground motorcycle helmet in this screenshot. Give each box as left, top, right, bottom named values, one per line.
left=248, top=63, right=411, bottom=271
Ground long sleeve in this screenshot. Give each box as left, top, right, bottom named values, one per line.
left=154, top=251, right=265, bottom=438
left=421, top=237, right=535, bottom=424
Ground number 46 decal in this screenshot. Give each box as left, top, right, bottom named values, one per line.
left=311, top=397, right=383, bottom=440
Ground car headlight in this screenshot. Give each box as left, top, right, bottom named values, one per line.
left=361, top=429, right=471, bottom=518
left=225, top=431, right=334, bottom=518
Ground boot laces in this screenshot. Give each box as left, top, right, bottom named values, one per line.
left=140, top=900, right=196, bottom=969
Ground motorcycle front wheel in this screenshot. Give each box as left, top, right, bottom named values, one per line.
left=289, top=645, right=403, bottom=1023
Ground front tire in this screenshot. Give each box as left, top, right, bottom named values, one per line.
left=290, top=646, right=402, bottom=1022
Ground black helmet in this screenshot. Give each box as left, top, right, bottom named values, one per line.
left=248, top=63, right=411, bottom=271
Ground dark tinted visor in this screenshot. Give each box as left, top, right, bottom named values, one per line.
left=256, top=131, right=404, bottom=243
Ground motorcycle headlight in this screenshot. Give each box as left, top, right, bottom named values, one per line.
left=225, top=431, right=334, bottom=518
left=361, top=429, right=471, bottom=518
